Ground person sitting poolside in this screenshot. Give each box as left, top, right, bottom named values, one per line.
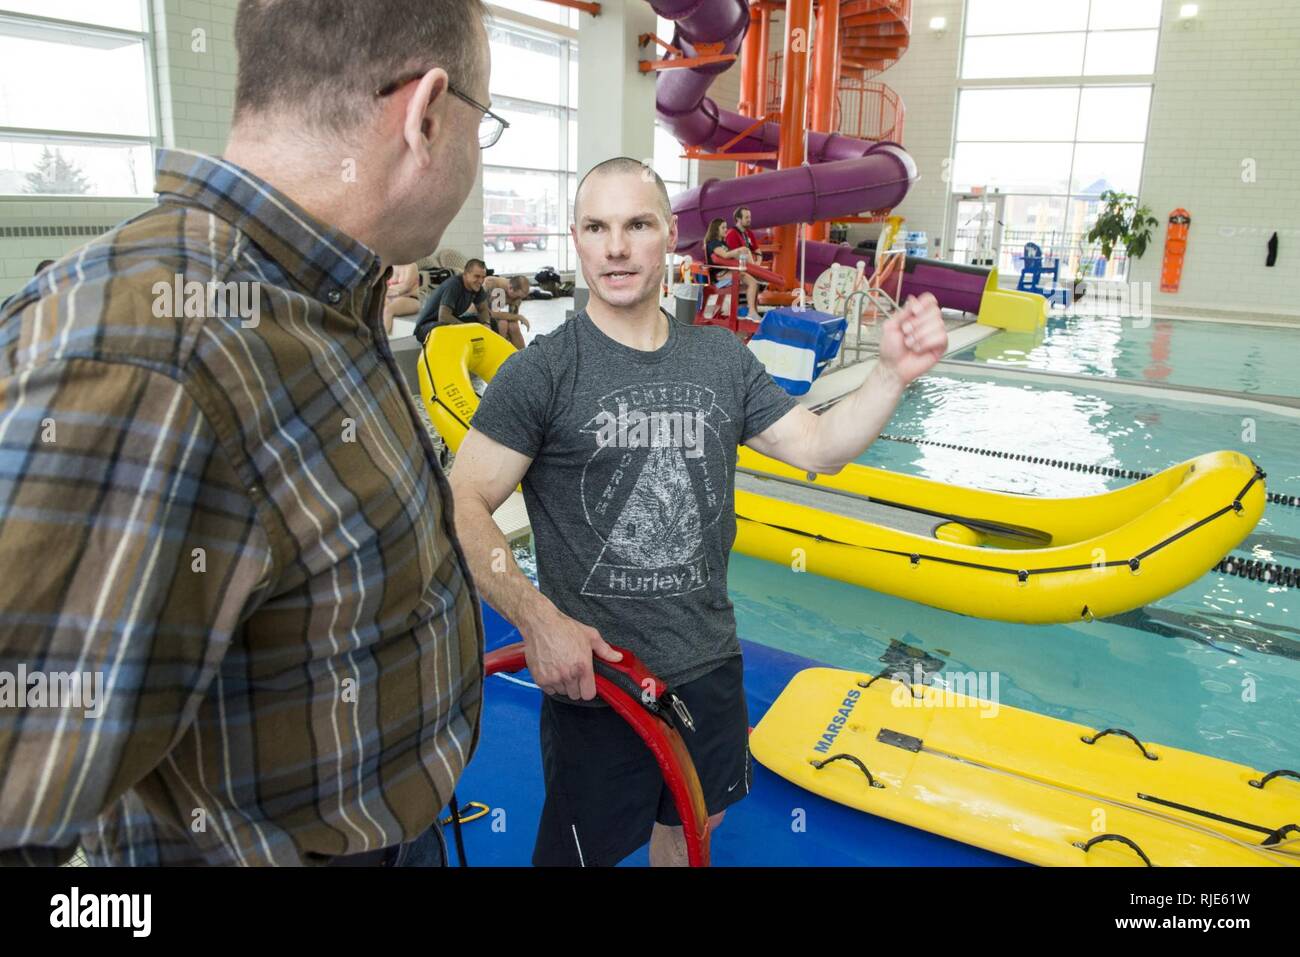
left=413, top=257, right=491, bottom=342
left=704, top=217, right=760, bottom=313
left=483, top=273, right=532, bottom=348
left=724, top=205, right=763, bottom=264
left=382, top=262, right=423, bottom=334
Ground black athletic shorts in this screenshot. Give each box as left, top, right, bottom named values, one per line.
left=532, top=655, right=751, bottom=867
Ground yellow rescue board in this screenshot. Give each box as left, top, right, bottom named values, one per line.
left=750, top=668, right=1300, bottom=867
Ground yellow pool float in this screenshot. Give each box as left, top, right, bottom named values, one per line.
left=750, top=667, right=1300, bottom=867
left=418, top=323, right=1266, bottom=624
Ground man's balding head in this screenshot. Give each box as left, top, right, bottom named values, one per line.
left=571, top=158, right=678, bottom=313
left=234, top=0, right=488, bottom=134
left=573, top=158, right=673, bottom=225
left=228, top=0, right=493, bottom=265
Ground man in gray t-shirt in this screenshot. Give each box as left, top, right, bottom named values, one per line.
left=470, top=306, right=796, bottom=687
left=413, top=259, right=490, bottom=342
left=449, top=158, right=947, bottom=867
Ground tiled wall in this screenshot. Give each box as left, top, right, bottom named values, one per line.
left=1129, top=0, right=1300, bottom=316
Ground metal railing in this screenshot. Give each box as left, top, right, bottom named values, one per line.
left=836, top=78, right=905, bottom=143
left=951, top=226, right=1130, bottom=281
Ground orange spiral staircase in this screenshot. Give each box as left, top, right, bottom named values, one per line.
left=741, top=0, right=912, bottom=242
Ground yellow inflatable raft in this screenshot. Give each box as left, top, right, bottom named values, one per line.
left=418, top=323, right=1266, bottom=624
left=750, top=667, right=1300, bottom=867
left=734, top=446, right=1265, bottom=623
left=417, top=322, right=516, bottom=445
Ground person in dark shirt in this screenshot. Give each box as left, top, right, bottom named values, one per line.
left=705, top=217, right=760, bottom=311
left=447, top=156, right=948, bottom=868
left=414, top=257, right=490, bottom=341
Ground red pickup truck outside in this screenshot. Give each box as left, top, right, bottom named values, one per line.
left=485, top=213, right=550, bottom=253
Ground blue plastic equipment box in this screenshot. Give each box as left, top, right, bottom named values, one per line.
left=746, top=306, right=846, bottom=395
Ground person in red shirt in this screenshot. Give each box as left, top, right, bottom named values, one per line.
left=724, top=206, right=760, bottom=262
left=723, top=206, right=765, bottom=314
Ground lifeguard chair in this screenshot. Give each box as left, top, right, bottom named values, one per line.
left=687, top=250, right=786, bottom=340
left=1016, top=242, right=1068, bottom=307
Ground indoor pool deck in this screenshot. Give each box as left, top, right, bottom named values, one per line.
left=429, top=303, right=1297, bottom=867
left=454, top=604, right=1017, bottom=867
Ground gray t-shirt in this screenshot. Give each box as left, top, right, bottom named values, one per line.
left=470, top=310, right=798, bottom=686
left=414, top=275, right=488, bottom=342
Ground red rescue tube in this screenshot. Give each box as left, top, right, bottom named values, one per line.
left=483, top=641, right=712, bottom=867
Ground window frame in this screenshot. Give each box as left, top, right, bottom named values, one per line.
left=482, top=6, right=696, bottom=273
left=0, top=2, right=160, bottom=200
left=483, top=13, right=578, bottom=271
left=950, top=0, right=1163, bottom=281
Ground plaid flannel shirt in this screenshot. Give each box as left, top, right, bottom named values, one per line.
left=0, top=149, right=483, bottom=865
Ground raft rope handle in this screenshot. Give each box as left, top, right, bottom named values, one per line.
left=810, top=753, right=886, bottom=789
left=875, top=433, right=1300, bottom=509
left=1263, top=824, right=1300, bottom=848
left=1080, top=728, right=1159, bottom=761
left=1250, top=769, right=1300, bottom=790
left=1137, top=791, right=1295, bottom=845
left=1073, top=833, right=1154, bottom=867
left=859, top=671, right=922, bottom=698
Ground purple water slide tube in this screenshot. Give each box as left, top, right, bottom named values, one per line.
left=649, top=0, right=989, bottom=314
left=648, top=0, right=917, bottom=250
left=672, top=151, right=915, bottom=250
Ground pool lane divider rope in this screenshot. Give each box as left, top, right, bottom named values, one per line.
left=1214, top=556, right=1299, bottom=587
left=876, top=433, right=1300, bottom=508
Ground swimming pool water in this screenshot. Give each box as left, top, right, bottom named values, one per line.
left=729, top=370, right=1300, bottom=774
left=947, top=314, right=1300, bottom=398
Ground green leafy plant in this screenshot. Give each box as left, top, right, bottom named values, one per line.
left=1086, top=190, right=1159, bottom=261
left=1070, top=243, right=1096, bottom=298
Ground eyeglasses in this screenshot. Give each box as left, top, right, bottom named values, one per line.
left=374, top=73, right=510, bottom=149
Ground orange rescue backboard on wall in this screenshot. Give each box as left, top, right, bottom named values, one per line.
left=1160, top=209, right=1191, bottom=293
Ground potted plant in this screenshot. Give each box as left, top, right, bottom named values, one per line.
left=1085, top=190, right=1160, bottom=271
left=1069, top=243, right=1096, bottom=305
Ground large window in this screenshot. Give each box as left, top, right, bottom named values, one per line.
left=950, top=0, right=1161, bottom=280
left=653, top=16, right=689, bottom=200
left=0, top=1, right=155, bottom=197
left=489, top=0, right=580, bottom=31
left=483, top=17, right=579, bottom=273
left=961, top=0, right=1160, bottom=79
left=482, top=10, right=693, bottom=275
left=654, top=122, right=688, bottom=199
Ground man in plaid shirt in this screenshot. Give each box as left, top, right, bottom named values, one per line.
left=0, top=0, right=497, bottom=866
